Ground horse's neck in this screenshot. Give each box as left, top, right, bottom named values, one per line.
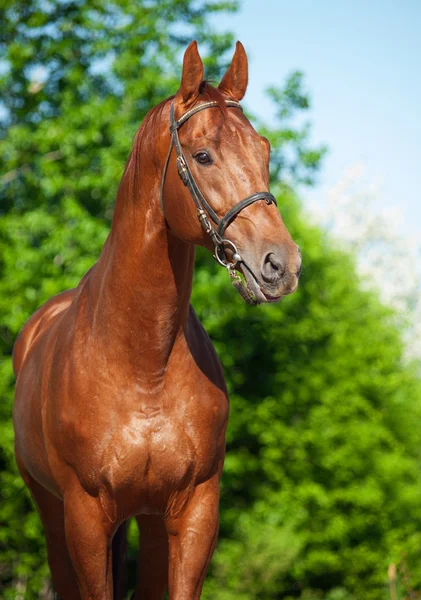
left=88, top=121, right=195, bottom=384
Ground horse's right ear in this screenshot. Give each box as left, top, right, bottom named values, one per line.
left=176, top=41, right=204, bottom=106
left=218, top=41, right=248, bottom=101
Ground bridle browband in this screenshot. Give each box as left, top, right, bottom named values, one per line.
left=159, top=99, right=277, bottom=304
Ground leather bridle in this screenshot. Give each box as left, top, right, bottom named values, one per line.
left=160, top=99, right=277, bottom=304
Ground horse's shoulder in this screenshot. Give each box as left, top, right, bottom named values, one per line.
left=13, top=262, right=100, bottom=377
left=13, top=288, right=77, bottom=377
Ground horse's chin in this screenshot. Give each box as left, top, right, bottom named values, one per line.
left=239, top=265, right=284, bottom=305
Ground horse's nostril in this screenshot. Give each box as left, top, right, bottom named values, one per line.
left=262, top=252, right=285, bottom=283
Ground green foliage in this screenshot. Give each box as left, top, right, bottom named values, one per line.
left=194, top=188, right=421, bottom=599
left=1, top=1, right=421, bottom=599
left=258, top=73, right=328, bottom=186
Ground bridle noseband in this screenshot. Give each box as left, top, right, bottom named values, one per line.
left=160, top=99, right=277, bottom=304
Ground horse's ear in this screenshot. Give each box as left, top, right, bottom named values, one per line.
left=218, top=41, right=248, bottom=101
left=177, top=41, right=204, bottom=105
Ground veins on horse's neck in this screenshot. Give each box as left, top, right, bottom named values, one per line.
left=91, top=121, right=195, bottom=383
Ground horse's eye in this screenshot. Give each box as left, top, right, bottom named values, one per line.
left=194, top=151, right=212, bottom=165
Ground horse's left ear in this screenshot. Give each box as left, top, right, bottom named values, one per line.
left=177, top=41, right=204, bottom=105
left=218, top=41, right=248, bottom=101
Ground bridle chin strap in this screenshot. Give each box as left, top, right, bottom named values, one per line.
left=159, top=99, right=277, bottom=305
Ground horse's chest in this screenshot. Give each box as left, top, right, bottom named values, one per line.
left=109, top=414, right=196, bottom=484
left=97, top=397, right=226, bottom=515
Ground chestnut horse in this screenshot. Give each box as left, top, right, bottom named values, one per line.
left=13, top=41, right=301, bottom=599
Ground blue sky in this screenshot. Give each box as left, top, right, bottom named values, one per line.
left=212, top=0, right=421, bottom=237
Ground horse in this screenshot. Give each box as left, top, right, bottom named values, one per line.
left=12, top=41, right=301, bottom=599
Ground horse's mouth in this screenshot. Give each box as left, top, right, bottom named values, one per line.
left=261, top=291, right=284, bottom=303
left=238, top=263, right=283, bottom=305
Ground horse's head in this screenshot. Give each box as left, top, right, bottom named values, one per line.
left=161, top=41, right=301, bottom=304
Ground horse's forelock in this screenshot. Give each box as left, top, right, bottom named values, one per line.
left=197, top=80, right=228, bottom=117
left=136, top=81, right=227, bottom=144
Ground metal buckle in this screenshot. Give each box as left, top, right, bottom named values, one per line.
left=197, top=209, right=212, bottom=234
left=176, top=156, right=189, bottom=185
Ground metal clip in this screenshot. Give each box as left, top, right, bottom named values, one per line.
left=228, top=264, right=242, bottom=284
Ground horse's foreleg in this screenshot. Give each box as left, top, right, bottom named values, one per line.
left=134, top=514, right=169, bottom=599
left=166, top=475, right=220, bottom=600
left=63, top=486, right=115, bottom=600
left=15, top=453, right=81, bottom=600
